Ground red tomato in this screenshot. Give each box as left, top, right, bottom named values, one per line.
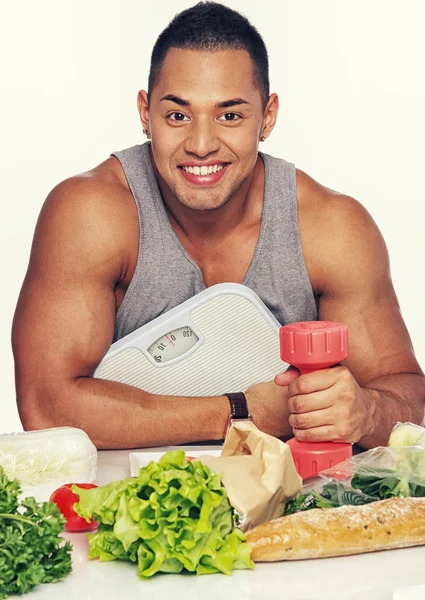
left=49, top=483, right=98, bottom=532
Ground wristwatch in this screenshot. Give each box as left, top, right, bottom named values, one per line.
left=224, top=392, right=252, bottom=439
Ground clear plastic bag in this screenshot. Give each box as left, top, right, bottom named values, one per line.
left=284, top=423, right=425, bottom=515
left=0, top=426, right=97, bottom=501
left=319, top=445, right=425, bottom=499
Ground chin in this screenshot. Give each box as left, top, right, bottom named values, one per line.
left=176, top=192, right=230, bottom=212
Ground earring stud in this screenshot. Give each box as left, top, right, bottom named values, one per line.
left=260, top=136, right=266, bottom=142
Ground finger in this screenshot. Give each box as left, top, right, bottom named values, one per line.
left=274, top=366, right=300, bottom=387
left=288, top=388, right=334, bottom=414
left=287, top=366, right=346, bottom=396
left=288, top=407, right=335, bottom=431
left=293, top=425, right=352, bottom=443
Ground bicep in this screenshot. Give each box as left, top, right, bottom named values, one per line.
left=12, top=181, right=124, bottom=407
left=316, top=199, right=421, bottom=385
left=13, top=263, right=116, bottom=383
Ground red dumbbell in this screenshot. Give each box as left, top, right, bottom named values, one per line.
left=280, top=321, right=352, bottom=479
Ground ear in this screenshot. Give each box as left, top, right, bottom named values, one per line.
left=137, top=90, right=150, bottom=136
left=260, top=93, right=279, bottom=142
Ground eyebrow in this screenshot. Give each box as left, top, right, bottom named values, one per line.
left=160, top=94, right=250, bottom=109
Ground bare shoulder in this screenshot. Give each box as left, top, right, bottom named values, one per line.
left=42, top=156, right=134, bottom=234
left=33, top=156, right=138, bottom=283
left=296, top=168, right=379, bottom=246
left=295, top=169, right=388, bottom=296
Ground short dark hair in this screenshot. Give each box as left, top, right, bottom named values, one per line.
left=148, top=1, right=270, bottom=110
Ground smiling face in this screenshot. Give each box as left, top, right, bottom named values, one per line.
left=138, top=48, right=278, bottom=213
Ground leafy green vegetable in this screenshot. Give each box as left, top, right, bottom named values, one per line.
left=73, top=450, right=254, bottom=578
left=351, top=468, right=425, bottom=499
left=284, top=446, right=425, bottom=516
left=0, top=467, right=72, bottom=599
left=320, top=481, right=377, bottom=506
left=283, top=481, right=376, bottom=515
left=348, top=447, right=425, bottom=500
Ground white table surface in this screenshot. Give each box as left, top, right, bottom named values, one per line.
left=29, top=447, right=425, bottom=600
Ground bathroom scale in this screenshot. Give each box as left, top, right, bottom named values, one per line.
left=94, top=283, right=288, bottom=396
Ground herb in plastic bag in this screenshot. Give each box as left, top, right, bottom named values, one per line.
left=285, top=446, right=425, bottom=516
left=283, top=481, right=376, bottom=515
left=351, top=468, right=425, bottom=499
left=0, top=467, right=72, bottom=599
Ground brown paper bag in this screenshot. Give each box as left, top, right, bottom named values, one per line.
left=199, top=421, right=302, bottom=531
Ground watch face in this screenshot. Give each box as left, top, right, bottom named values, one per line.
left=230, top=417, right=253, bottom=425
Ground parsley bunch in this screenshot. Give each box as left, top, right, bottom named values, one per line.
left=0, top=467, right=72, bottom=598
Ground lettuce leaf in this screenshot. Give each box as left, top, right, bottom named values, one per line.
left=73, top=451, right=253, bottom=578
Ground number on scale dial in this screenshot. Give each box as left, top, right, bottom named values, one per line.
left=147, top=326, right=199, bottom=363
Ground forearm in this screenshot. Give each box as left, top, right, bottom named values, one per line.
left=359, top=372, right=425, bottom=449
left=18, top=377, right=229, bottom=449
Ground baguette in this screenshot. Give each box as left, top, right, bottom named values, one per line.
left=246, top=497, right=425, bottom=561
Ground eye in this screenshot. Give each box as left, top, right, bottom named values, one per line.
left=218, top=113, right=242, bottom=122
left=167, top=112, right=190, bottom=122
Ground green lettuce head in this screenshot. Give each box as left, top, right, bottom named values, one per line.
left=73, top=450, right=253, bottom=578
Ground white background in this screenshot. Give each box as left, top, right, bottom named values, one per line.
left=1, top=0, right=424, bottom=433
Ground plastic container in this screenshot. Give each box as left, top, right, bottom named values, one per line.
left=0, top=427, right=97, bottom=501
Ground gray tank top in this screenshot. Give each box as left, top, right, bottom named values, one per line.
left=112, top=143, right=317, bottom=341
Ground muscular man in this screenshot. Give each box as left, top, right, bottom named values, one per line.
left=12, top=2, right=424, bottom=449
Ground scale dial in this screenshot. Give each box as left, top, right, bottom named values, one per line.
left=147, top=326, right=199, bottom=364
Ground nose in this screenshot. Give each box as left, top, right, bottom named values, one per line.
left=184, top=117, right=220, bottom=157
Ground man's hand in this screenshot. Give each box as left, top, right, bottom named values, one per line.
left=274, top=366, right=374, bottom=443
left=244, top=381, right=294, bottom=440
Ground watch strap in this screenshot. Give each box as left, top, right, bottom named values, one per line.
left=225, top=392, right=251, bottom=420
left=223, top=392, right=252, bottom=440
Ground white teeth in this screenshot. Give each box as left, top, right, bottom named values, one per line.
left=182, top=164, right=225, bottom=176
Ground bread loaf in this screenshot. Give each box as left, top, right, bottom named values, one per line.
left=246, top=497, right=425, bottom=561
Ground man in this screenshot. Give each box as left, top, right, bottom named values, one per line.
left=12, top=2, right=424, bottom=449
